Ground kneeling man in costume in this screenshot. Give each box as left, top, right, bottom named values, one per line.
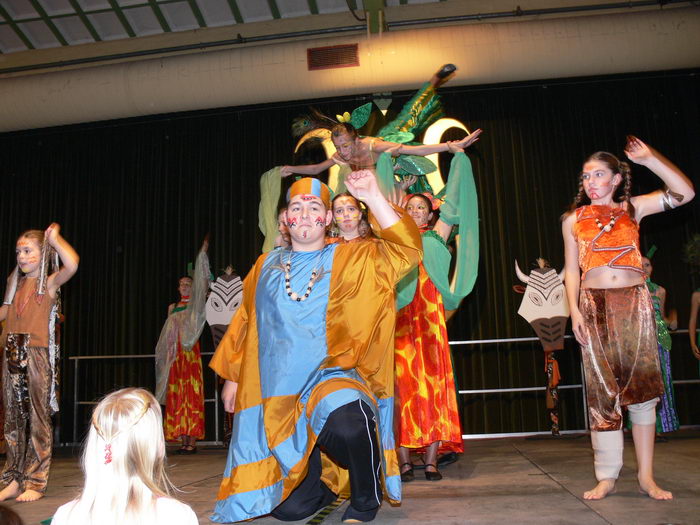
left=210, top=170, right=422, bottom=523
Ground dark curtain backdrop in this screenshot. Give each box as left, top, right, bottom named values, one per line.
left=1, top=68, right=698, bottom=443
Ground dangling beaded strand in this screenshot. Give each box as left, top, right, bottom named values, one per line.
left=284, top=251, right=322, bottom=302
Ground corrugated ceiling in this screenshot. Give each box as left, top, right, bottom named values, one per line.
left=0, top=0, right=444, bottom=54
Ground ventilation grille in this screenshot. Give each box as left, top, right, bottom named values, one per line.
left=307, top=44, right=359, bottom=71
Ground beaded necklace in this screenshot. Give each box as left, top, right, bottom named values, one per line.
left=593, top=207, right=620, bottom=233
left=284, top=249, right=324, bottom=302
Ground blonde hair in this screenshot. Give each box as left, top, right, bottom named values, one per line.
left=63, top=388, right=177, bottom=525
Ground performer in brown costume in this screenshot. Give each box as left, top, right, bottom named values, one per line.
left=562, top=137, right=693, bottom=500
left=0, top=224, right=79, bottom=503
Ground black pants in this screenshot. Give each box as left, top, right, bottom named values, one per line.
left=271, top=400, right=382, bottom=521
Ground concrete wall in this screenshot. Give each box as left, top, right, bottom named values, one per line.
left=0, top=6, right=698, bottom=132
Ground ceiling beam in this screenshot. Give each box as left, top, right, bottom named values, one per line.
left=107, top=0, right=136, bottom=38
left=227, top=0, right=244, bottom=24
left=68, top=0, right=102, bottom=42
left=4, top=0, right=694, bottom=75
left=27, top=0, right=69, bottom=46
left=148, top=0, right=172, bottom=32
left=186, top=0, right=206, bottom=28
left=0, top=4, right=35, bottom=49
left=267, top=0, right=281, bottom=19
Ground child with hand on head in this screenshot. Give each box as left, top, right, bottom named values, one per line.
left=0, top=224, right=78, bottom=503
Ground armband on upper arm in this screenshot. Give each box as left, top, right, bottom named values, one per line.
left=660, top=188, right=684, bottom=210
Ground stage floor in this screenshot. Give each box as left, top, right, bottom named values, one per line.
left=7, top=430, right=700, bottom=524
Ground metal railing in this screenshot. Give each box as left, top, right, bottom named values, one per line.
left=69, top=351, right=220, bottom=445
left=450, top=330, right=700, bottom=439
left=67, top=330, right=700, bottom=444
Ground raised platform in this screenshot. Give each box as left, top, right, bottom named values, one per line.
left=7, top=430, right=700, bottom=524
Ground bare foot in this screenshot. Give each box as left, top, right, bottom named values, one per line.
left=583, top=479, right=616, bottom=500
left=16, top=489, right=44, bottom=502
left=0, top=480, right=21, bottom=501
left=639, top=477, right=673, bottom=500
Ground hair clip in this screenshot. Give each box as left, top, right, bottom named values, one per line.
left=104, top=443, right=113, bottom=465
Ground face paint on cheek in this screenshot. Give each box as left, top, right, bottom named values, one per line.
left=287, top=217, right=298, bottom=229
left=314, top=216, right=325, bottom=228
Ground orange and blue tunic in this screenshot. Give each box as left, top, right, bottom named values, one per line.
left=209, top=212, right=421, bottom=523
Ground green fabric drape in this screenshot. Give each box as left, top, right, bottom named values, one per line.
left=259, top=166, right=282, bottom=253
left=375, top=152, right=395, bottom=198
left=395, top=152, right=480, bottom=311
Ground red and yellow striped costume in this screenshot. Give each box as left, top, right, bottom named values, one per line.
left=164, top=303, right=204, bottom=441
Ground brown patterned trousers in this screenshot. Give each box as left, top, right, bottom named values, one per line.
left=579, top=284, right=664, bottom=432
left=1, top=333, right=53, bottom=493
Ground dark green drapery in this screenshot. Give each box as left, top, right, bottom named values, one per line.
left=1, top=69, right=698, bottom=442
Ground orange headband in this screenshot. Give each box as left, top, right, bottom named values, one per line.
left=287, top=178, right=331, bottom=209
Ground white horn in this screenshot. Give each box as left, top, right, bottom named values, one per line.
left=514, top=260, right=529, bottom=284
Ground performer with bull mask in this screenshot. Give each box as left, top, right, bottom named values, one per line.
left=561, top=136, right=693, bottom=500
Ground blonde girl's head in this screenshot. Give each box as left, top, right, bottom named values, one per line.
left=67, top=388, right=175, bottom=525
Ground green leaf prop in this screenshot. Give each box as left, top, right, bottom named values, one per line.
left=397, top=154, right=437, bottom=175
left=350, top=103, right=373, bottom=130
left=381, top=131, right=415, bottom=144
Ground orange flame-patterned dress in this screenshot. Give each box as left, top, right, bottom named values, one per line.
left=394, top=230, right=463, bottom=453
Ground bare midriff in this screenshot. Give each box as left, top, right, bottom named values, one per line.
left=581, top=266, right=645, bottom=289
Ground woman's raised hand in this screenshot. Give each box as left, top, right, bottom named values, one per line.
left=624, top=135, right=655, bottom=166
left=345, top=169, right=380, bottom=203
left=451, top=128, right=483, bottom=151
left=399, top=175, right=418, bottom=192
left=45, top=223, right=60, bottom=246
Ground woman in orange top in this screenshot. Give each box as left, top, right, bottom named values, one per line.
left=561, top=136, right=693, bottom=501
